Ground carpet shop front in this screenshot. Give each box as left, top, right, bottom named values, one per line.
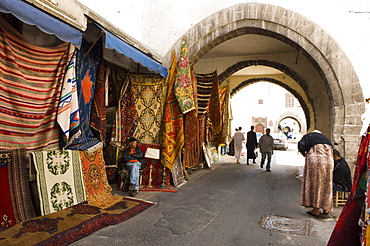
left=0, top=1, right=231, bottom=244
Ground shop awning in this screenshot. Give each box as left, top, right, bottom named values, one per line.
left=0, top=0, right=82, bottom=48
left=103, top=28, right=167, bottom=77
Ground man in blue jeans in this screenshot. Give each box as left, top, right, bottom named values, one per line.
left=259, top=128, right=274, bottom=172
left=119, top=137, right=145, bottom=197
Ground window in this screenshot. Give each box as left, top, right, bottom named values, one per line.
left=258, top=99, right=263, bottom=104
left=285, top=93, right=294, bottom=107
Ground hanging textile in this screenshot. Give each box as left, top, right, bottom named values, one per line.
left=0, top=17, right=71, bottom=153
left=218, top=86, right=228, bottom=144
left=327, top=126, right=370, bottom=245
left=66, top=39, right=102, bottom=150
left=130, top=73, right=165, bottom=144
left=110, top=70, right=138, bottom=148
left=32, top=150, right=86, bottom=215
left=57, top=46, right=81, bottom=143
left=0, top=149, right=35, bottom=228
left=161, top=51, right=184, bottom=171
left=90, top=59, right=106, bottom=145
left=209, top=72, right=222, bottom=145
left=174, top=36, right=196, bottom=114
left=196, top=72, right=216, bottom=116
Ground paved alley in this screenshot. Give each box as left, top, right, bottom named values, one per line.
left=71, top=151, right=341, bottom=246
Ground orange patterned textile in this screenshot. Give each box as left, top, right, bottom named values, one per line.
left=161, top=51, right=184, bottom=171
left=79, top=148, right=122, bottom=208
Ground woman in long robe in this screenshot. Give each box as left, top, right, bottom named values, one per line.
left=233, top=127, right=245, bottom=164
left=299, top=130, right=333, bottom=216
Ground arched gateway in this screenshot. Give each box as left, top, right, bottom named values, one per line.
left=164, top=3, right=365, bottom=164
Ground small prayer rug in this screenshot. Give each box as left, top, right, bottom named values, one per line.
left=171, top=156, right=187, bottom=188
left=139, top=186, right=178, bottom=193
left=79, top=147, right=122, bottom=208
left=261, top=214, right=312, bottom=236
left=0, top=149, right=35, bottom=229
left=0, top=197, right=154, bottom=246
left=32, top=150, right=86, bottom=215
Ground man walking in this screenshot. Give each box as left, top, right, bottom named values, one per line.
left=259, top=128, right=274, bottom=172
left=246, top=125, right=258, bottom=165
left=233, top=127, right=245, bottom=164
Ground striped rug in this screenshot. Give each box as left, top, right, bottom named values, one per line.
left=0, top=17, right=71, bottom=153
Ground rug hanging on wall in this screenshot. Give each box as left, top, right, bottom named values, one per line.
left=0, top=149, right=36, bottom=229
left=32, top=150, right=86, bottom=215
left=79, top=147, right=122, bottom=208
left=66, top=39, right=102, bottom=150
left=0, top=17, right=71, bottom=153
left=130, top=73, right=165, bottom=144
left=161, top=52, right=184, bottom=171
left=0, top=197, right=154, bottom=246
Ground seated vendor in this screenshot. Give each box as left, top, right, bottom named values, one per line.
left=118, top=137, right=145, bottom=197
left=333, top=149, right=352, bottom=192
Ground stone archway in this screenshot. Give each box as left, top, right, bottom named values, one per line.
left=275, top=112, right=307, bottom=135
left=164, top=3, right=365, bottom=163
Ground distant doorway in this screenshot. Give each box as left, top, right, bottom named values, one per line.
left=255, top=124, right=264, bottom=134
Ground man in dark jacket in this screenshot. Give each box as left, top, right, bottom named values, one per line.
left=118, top=137, right=145, bottom=197
left=333, top=149, right=352, bottom=192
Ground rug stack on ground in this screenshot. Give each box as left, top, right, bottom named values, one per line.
left=0, top=197, right=154, bottom=245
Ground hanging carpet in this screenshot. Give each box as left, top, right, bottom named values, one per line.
left=161, top=51, right=184, bottom=171
left=0, top=149, right=35, bottom=229
left=0, top=197, right=154, bottom=246
left=110, top=70, right=138, bottom=148
left=174, top=36, right=196, bottom=114
left=66, top=39, right=102, bottom=150
left=31, top=150, right=86, bottom=216
left=327, top=126, right=369, bottom=245
left=196, top=72, right=216, bottom=116
left=57, top=46, right=81, bottom=143
left=90, top=59, right=106, bottom=145
left=183, top=108, right=201, bottom=168
left=79, top=147, right=122, bottom=208
left=130, top=73, right=165, bottom=144
left=0, top=17, right=71, bottom=153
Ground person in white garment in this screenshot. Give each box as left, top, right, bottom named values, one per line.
left=233, top=127, right=245, bottom=164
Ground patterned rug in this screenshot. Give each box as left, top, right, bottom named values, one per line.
left=261, top=214, right=312, bottom=236
left=196, top=72, right=215, bottom=116
left=139, top=143, right=171, bottom=188
left=0, top=197, right=154, bottom=246
left=90, top=59, right=106, bottom=145
left=130, top=73, right=165, bottom=144
left=0, top=17, right=71, bottom=153
left=161, top=52, right=184, bottom=171
left=0, top=149, right=35, bottom=229
left=57, top=46, right=81, bottom=143
left=66, top=39, right=102, bottom=150
left=174, top=36, right=196, bottom=114
left=110, top=70, right=138, bottom=148
left=79, top=147, right=122, bottom=208
left=183, top=109, right=201, bottom=168
left=171, top=156, right=187, bottom=188
left=32, top=150, right=86, bottom=215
